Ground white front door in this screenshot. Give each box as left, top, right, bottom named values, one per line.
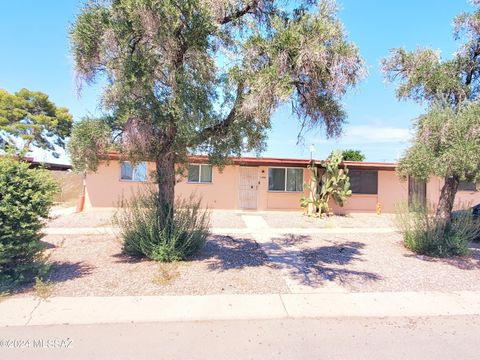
left=239, top=167, right=258, bottom=209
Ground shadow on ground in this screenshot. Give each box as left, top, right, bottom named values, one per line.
left=202, top=235, right=381, bottom=288
left=46, top=261, right=94, bottom=283
left=1, top=261, right=93, bottom=296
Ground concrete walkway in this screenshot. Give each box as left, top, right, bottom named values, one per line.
left=2, top=291, right=480, bottom=327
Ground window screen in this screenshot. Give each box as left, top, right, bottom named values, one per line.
left=188, top=165, right=200, bottom=182
left=286, top=168, right=303, bottom=192
left=349, top=170, right=378, bottom=194
left=458, top=180, right=477, bottom=192
left=269, top=168, right=303, bottom=192
left=269, top=168, right=286, bottom=191
left=188, top=164, right=212, bottom=183
left=120, top=162, right=147, bottom=182
left=134, top=162, right=147, bottom=181
left=200, top=165, right=212, bottom=183
left=120, top=162, right=133, bottom=181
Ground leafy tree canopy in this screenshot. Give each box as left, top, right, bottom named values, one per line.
left=68, top=117, right=114, bottom=172
left=0, top=89, right=73, bottom=157
left=70, top=0, right=365, bottom=219
left=337, top=149, right=365, bottom=161
left=398, top=103, right=480, bottom=183
left=70, top=0, right=365, bottom=167
left=382, top=1, right=480, bottom=220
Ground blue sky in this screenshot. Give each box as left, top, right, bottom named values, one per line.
left=0, top=0, right=474, bottom=164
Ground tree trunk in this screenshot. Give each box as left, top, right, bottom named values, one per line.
left=155, top=150, right=176, bottom=227
left=435, top=176, right=459, bottom=223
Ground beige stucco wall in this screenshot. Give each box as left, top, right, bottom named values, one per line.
left=175, top=165, right=239, bottom=209
left=330, top=170, right=408, bottom=214
left=427, top=176, right=480, bottom=210
left=85, top=161, right=480, bottom=213
left=85, top=161, right=309, bottom=211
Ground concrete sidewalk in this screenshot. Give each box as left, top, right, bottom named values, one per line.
left=2, top=291, right=480, bottom=327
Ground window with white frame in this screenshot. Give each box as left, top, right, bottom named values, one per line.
left=120, top=161, right=147, bottom=182
left=268, top=168, right=303, bottom=192
left=188, top=164, right=212, bottom=183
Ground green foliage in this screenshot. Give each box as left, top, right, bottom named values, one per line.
left=382, top=3, right=480, bottom=220
left=69, top=0, right=365, bottom=167
left=0, top=157, right=58, bottom=289
left=114, top=190, right=210, bottom=262
left=395, top=203, right=479, bottom=258
left=398, top=103, right=480, bottom=183
left=301, top=151, right=352, bottom=216
left=0, top=88, right=73, bottom=156
left=68, top=117, right=114, bottom=172
left=338, top=149, right=365, bottom=161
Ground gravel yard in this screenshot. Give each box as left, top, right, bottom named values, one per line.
left=18, top=233, right=287, bottom=297
left=276, top=232, right=480, bottom=293
left=37, top=209, right=480, bottom=297
left=47, top=209, right=247, bottom=229
left=261, top=212, right=395, bottom=229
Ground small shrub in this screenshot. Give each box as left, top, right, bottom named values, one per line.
left=0, top=157, right=57, bottom=290
left=114, top=190, right=210, bottom=262
left=395, top=203, right=480, bottom=257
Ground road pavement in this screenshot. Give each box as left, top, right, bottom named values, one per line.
left=0, top=316, right=478, bottom=359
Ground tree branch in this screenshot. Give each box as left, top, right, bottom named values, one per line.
left=218, top=1, right=259, bottom=25
left=194, top=82, right=245, bottom=143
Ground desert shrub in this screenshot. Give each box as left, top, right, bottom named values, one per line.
left=395, top=203, right=480, bottom=257
left=114, top=190, right=210, bottom=262
left=0, top=157, right=58, bottom=289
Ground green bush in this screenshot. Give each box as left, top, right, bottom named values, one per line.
left=0, top=157, right=57, bottom=289
left=395, top=204, right=480, bottom=257
left=114, top=190, right=210, bottom=262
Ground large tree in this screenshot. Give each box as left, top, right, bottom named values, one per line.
left=0, top=88, right=73, bottom=157
left=382, top=2, right=480, bottom=221
left=70, top=0, right=364, bottom=219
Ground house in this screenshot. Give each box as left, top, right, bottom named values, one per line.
left=81, top=153, right=480, bottom=213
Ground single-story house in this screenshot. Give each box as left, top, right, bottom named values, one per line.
left=81, top=154, right=480, bottom=213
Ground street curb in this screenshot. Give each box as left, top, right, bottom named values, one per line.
left=1, top=291, right=480, bottom=327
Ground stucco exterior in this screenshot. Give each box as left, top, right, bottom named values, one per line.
left=83, top=158, right=480, bottom=213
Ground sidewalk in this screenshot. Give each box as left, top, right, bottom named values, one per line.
left=2, top=291, right=480, bottom=327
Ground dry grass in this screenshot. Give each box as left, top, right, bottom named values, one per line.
left=153, top=263, right=180, bottom=286
left=0, top=292, right=9, bottom=302
left=33, top=278, right=55, bottom=300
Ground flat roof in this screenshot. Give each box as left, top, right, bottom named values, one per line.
left=105, top=152, right=398, bottom=171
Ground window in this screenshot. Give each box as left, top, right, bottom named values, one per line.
left=349, top=170, right=378, bottom=194
left=268, top=168, right=303, bottom=192
left=458, top=180, right=477, bottom=192
left=188, top=164, right=212, bottom=183
left=120, top=161, right=147, bottom=182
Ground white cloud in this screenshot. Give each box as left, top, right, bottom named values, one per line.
left=314, top=125, right=412, bottom=145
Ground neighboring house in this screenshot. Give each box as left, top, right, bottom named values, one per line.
left=82, top=153, right=480, bottom=213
